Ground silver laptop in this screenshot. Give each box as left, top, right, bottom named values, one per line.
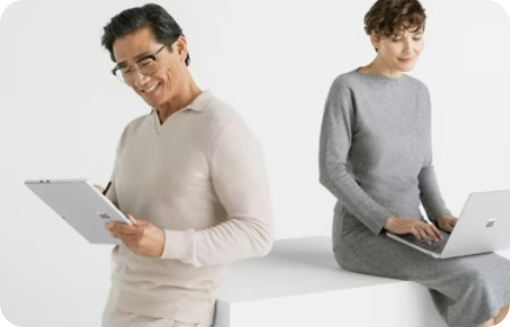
left=25, top=179, right=132, bottom=244
left=386, top=190, right=510, bottom=259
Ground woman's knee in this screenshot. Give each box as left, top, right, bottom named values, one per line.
left=334, top=245, right=376, bottom=275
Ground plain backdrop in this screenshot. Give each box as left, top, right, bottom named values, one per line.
left=1, top=0, right=510, bottom=326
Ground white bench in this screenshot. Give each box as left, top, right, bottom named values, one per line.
left=214, top=236, right=453, bottom=327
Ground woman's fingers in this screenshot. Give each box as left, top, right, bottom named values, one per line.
left=431, top=224, right=443, bottom=239
left=420, top=230, right=432, bottom=244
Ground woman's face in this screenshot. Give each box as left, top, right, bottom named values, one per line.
left=372, top=27, right=424, bottom=73
left=112, top=27, right=188, bottom=108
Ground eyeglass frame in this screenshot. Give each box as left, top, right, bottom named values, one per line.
left=110, top=44, right=169, bottom=83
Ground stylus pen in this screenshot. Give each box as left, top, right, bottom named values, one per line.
left=103, top=181, right=112, bottom=196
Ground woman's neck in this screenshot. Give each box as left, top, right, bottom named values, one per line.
left=359, top=57, right=403, bottom=79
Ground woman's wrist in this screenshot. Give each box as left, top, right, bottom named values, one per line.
left=384, top=216, right=399, bottom=230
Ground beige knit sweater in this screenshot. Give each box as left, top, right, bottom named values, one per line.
left=104, top=90, right=273, bottom=325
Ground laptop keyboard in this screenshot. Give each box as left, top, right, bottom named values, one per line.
left=395, top=231, right=450, bottom=253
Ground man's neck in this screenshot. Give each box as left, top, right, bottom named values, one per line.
left=156, top=82, right=202, bottom=124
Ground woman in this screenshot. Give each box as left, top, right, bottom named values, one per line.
left=318, top=0, right=510, bottom=326
left=97, top=4, right=273, bottom=327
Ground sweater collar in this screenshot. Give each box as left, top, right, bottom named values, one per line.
left=150, top=89, right=214, bottom=114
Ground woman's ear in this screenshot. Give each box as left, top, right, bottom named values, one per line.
left=369, top=31, right=380, bottom=52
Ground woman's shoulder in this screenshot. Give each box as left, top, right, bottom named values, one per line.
left=332, top=68, right=429, bottom=93
left=404, top=74, right=429, bottom=92
left=324, top=69, right=367, bottom=100
left=330, top=69, right=360, bottom=88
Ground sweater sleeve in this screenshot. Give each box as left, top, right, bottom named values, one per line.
left=319, top=76, right=393, bottom=235
left=418, top=87, right=451, bottom=223
left=160, top=120, right=274, bottom=266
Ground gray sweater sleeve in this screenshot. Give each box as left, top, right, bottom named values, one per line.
left=319, top=77, right=393, bottom=235
left=418, top=87, right=451, bottom=223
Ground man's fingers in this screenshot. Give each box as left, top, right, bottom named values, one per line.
left=111, top=231, right=138, bottom=244
left=128, top=214, right=143, bottom=226
left=122, top=238, right=144, bottom=255
left=109, top=223, right=138, bottom=235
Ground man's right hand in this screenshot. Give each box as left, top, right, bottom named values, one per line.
left=384, top=216, right=442, bottom=244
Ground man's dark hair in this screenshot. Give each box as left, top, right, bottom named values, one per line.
left=101, top=3, right=190, bottom=66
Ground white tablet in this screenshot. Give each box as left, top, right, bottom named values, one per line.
left=24, top=179, right=132, bottom=245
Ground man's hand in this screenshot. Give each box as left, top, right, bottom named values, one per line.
left=437, top=214, right=458, bottom=233
left=94, top=184, right=105, bottom=193
left=106, top=215, right=165, bottom=257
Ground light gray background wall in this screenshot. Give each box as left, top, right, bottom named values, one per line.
left=1, top=0, right=510, bottom=326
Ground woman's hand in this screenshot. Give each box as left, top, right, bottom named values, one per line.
left=384, top=216, right=442, bottom=244
left=437, top=214, right=458, bottom=233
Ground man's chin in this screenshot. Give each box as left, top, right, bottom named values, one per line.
left=143, top=96, right=165, bottom=109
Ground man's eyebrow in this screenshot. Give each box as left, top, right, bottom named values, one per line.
left=114, top=52, right=153, bottom=68
left=133, top=51, right=153, bottom=61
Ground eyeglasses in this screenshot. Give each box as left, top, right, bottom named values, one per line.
left=111, top=44, right=167, bottom=83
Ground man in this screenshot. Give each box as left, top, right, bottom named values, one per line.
left=98, top=4, right=273, bottom=327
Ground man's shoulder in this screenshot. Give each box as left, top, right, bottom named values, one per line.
left=202, top=93, right=246, bottom=129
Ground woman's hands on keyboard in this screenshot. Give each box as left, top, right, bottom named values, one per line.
left=437, top=214, right=458, bottom=233
left=384, top=216, right=443, bottom=245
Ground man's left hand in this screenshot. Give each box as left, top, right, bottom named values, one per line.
left=106, top=215, right=165, bottom=257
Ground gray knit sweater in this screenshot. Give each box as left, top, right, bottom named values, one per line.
left=319, top=68, right=451, bottom=236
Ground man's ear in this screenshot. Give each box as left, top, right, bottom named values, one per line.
left=174, top=36, right=188, bottom=63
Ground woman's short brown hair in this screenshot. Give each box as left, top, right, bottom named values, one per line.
left=364, top=0, right=426, bottom=37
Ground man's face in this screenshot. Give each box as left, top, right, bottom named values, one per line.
left=112, top=27, right=187, bottom=108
